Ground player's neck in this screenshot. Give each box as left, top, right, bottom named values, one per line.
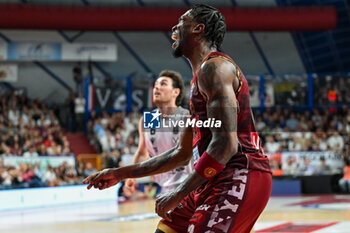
left=158, top=102, right=178, bottom=116
left=186, top=45, right=216, bottom=75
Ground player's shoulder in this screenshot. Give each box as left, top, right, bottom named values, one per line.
left=199, top=57, right=234, bottom=77
left=177, top=106, right=189, bottom=115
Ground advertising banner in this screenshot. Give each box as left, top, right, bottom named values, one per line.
left=93, top=86, right=148, bottom=110
left=7, top=42, right=61, bottom=60
left=62, top=43, right=117, bottom=61
left=2, top=42, right=116, bottom=61
left=2, top=155, right=76, bottom=170
left=281, top=151, right=343, bottom=174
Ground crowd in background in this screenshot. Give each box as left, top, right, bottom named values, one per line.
left=87, top=109, right=141, bottom=169
left=313, top=75, right=350, bottom=105
left=254, top=106, right=349, bottom=178
left=256, top=106, right=349, bottom=154
left=0, top=91, right=72, bottom=157
left=0, top=90, right=76, bottom=189
left=0, top=74, right=349, bottom=192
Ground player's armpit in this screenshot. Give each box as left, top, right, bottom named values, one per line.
left=197, top=58, right=239, bottom=165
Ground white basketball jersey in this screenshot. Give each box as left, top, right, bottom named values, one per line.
left=144, top=107, right=194, bottom=193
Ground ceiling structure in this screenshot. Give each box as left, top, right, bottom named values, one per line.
left=0, top=0, right=348, bottom=80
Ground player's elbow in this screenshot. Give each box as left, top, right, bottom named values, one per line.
left=179, top=153, right=193, bottom=167
left=223, top=133, right=238, bottom=157
left=176, top=145, right=193, bottom=167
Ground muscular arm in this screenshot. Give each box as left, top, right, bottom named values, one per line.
left=114, top=125, right=193, bottom=179
left=167, top=58, right=239, bottom=199
left=197, top=58, right=239, bottom=164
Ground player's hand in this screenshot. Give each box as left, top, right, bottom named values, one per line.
left=123, top=178, right=137, bottom=197
left=155, top=191, right=183, bottom=222
left=82, top=168, right=121, bottom=190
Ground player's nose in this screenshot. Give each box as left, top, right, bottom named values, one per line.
left=154, top=82, right=160, bottom=90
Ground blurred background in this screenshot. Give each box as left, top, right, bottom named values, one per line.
left=0, top=0, right=349, bottom=232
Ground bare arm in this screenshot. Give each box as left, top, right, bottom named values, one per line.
left=164, top=58, right=238, bottom=198
left=83, top=125, right=193, bottom=189
left=128, top=124, right=193, bottom=178
left=132, top=118, right=149, bottom=164
left=155, top=58, right=239, bottom=220
left=197, top=58, right=239, bottom=164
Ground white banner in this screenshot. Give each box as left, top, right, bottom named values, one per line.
left=264, top=83, right=275, bottom=107
left=249, top=84, right=260, bottom=107
left=2, top=155, right=75, bottom=170
left=281, top=151, right=343, bottom=174
left=0, top=43, right=7, bottom=60
left=0, top=64, right=18, bottom=82
left=62, top=43, right=117, bottom=61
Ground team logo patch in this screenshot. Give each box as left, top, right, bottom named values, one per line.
left=204, top=167, right=217, bottom=178
left=143, top=110, right=161, bottom=129
left=189, top=213, right=202, bottom=223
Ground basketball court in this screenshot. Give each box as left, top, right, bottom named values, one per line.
left=1, top=195, right=349, bottom=233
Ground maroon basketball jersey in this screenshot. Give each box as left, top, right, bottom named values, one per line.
left=189, top=52, right=271, bottom=173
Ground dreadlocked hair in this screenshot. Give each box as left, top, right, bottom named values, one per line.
left=190, top=4, right=226, bottom=51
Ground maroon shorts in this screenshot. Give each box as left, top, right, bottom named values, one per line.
left=157, top=167, right=272, bottom=233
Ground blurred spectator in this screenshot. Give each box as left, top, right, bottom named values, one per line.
left=339, top=156, right=350, bottom=193
left=297, top=157, right=316, bottom=176
left=84, top=162, right=97, bottom=177
left=264, top=136, right=280, bottom=153
left=286, top=113, right=298, bottom=131
left=76, top=162, right=86, bottom=179
left=42, top=165, right=58, bottom=187
left=23, top=145, right=39, bottom=158
left=74, top=92, right=85, bottom=132
left=282, top=156, right=297, bottom=176
left=66, top=92, right=76, bottom=132
left=315, top=157, right=332, bottom=175
left=73, top=62, right=83, bottom=94
left=270, top=159, right=283, bottom=176
left=123, top=135, right=138, bottom=155
left=34, top=161, right=43, bottom=179
left=327, top=132, right=344, bottom=152
left=100, top=129, right=116, bottom=154
left=107, top=149, right=123, bottom=168
left=93, top=117, right=106, bottom=141
left=65, top=165, right=78, bottom=185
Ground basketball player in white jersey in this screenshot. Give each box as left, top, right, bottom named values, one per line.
left=123, top=70, right=193, bottom=195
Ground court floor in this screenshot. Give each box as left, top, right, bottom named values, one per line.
left=1, top=195, right=350, bottom=233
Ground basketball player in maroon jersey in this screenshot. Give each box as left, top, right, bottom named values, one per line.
left=83, top=4, right=271, bottom=233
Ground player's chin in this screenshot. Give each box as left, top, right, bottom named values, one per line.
left=153, top=98, right=162, bottom=105
left=172, top=47, right=182, bottom=58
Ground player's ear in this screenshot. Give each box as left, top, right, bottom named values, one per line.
left=173, top=88, right=180, bottom=97
left=192, top=23, right=205, bottom=35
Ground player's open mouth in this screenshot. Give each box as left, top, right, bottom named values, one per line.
left=171, top=34, right=178, bottom=48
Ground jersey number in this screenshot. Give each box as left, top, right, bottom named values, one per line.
left=251, top=132, right=260, bottom=150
